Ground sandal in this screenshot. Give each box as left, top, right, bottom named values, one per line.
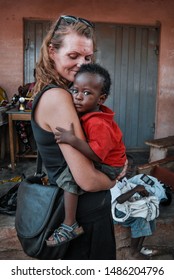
left=46, top=222, right=84, bottom=247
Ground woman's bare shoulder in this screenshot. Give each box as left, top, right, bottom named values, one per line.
left=38, top=87, right=74, bottom=115
left=37, top=87, right=78, bottom=131
left=41, top=87, right=72, bottom=104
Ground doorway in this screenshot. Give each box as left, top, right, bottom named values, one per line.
left=95, top=23, right=159, bottom=150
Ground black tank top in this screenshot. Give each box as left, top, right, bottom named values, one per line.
left=31, top=84, right=66, bottom=185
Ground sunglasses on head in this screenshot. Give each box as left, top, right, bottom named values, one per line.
left=53, top=15, right=95, bottom=35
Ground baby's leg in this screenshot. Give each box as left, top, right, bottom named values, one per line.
left=64, top=191, right=78, bottom=226
left=46, top=191, right=84, bottom=247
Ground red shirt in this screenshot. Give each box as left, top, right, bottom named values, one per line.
left=80, top=105, right=127, bottom=167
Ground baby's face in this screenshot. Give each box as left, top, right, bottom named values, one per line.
left=70, top=72, right=104, bottom=115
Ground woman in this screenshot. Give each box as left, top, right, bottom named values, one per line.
left=31, top=15, right=121, bottom=260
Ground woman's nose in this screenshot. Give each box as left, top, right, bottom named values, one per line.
left=77, top=57, right=87, bottom=67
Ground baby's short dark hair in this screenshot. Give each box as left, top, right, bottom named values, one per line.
left=76, top=63, right=111, bottom=96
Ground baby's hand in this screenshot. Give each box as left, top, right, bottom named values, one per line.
left=55, top=123, right=75, bottom=144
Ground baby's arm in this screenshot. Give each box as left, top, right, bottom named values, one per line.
left=55, top=123, right=101, bottom=162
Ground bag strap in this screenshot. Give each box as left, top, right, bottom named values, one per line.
left=27, top=151, right=45, bottom=183
left=36, top=150, right=43, bottom=175
left=34, top=150, right=46, bottom=180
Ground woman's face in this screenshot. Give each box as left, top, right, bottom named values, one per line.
left=50, top=32, right=94, bottom=82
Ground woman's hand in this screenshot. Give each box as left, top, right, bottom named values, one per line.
left=116, top=159, right=128, bottom=181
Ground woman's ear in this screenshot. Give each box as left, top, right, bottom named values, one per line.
left=98, top=94, right=107, bottom=105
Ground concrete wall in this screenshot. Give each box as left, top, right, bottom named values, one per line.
left=1, top=0, right=174, bottom=138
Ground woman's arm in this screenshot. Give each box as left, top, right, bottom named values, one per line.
left=34, top=88, right=115, bottom=191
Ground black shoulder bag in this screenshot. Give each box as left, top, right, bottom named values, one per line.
left=15, top=152, right=69, bottom=259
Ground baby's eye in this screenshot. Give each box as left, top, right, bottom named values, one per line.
left=70, top=88, right=78, bottom=94
left=83, top=91, right=90, bottom=96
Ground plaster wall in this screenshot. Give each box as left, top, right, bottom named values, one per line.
left=0, top=0, right=174, bottom=138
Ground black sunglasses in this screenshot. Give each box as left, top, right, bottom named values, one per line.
left=53, top=15, right=95, bottom=35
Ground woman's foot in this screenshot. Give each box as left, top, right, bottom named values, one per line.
left=46, top=222, right=84, bottom=247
